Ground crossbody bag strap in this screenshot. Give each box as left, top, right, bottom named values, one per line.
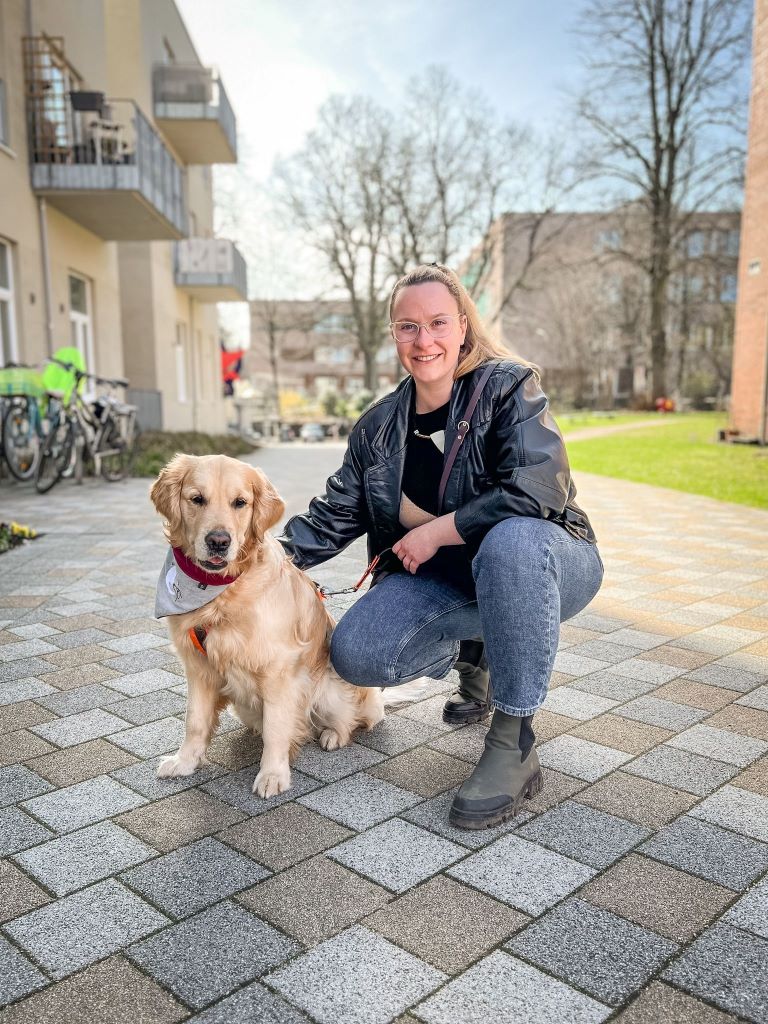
left=437, top=362, right=497, bottom=514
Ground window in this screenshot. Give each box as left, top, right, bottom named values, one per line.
left=720, top=273, right=738, bottom=303
left=313, top=313, right=352, bottom=334
left=68, top=273, right=94, bottom=371
left=686, top=231, right=707, bottom=259
left=724, top=229, right=740, bottom=258
left=595, top=229, right=621, bottom=253
left=687, top=275, right=704, bottom=297
left=376, top=343, right=396, bottom=364
left=0, top=240, right=18, bottom=366
left=0, top=79, right=8, bottom=146
left=175, top=322, right=188, bottom=402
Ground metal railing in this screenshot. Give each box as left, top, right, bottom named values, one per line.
left=174, top=238, right=248, bottom=298
left=152, top=63, right=237, bottom=159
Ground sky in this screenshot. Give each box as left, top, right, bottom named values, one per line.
left=176, top=0, right=585, bottom=181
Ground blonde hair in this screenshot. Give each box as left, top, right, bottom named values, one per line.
left=389, top=263, right=539, bottom=381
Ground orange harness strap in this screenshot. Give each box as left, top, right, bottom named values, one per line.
left=188, top=625, right=208, bottom=656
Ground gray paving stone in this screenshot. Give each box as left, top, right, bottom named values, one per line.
left=292, top=740, right=388, bottom=781
left=690, top=785, right=768, bottom=842
left=5, top=878, right=169, bottom=979
left=107, top=690, right=188, bottom=725
left=329, top=818, right=465, bottom=892
left=356, top=714, right=444, bottom=755
left=739, top=684, right=768, bottom=711
left=0, top=639, right=59, bottom=662
left=201, top=766, right=320, bottom=815
left=127, top=900, right=299, bottom=1009
left=33, top=684, right=123, bottom=717
left=611, top=658, right=686, bottom=684
left=110, top=756, right=226, bottom=799
left=45, top=628, right=115, bottom=649
left=614, top=696, right=708, bottom=730
left=107, top=718, right=185, bottom=757
left=403, top=787, right=531, bottom=849
left=639, top=815, right=768, bottom=889
left=188, top=982, right=311, bottom=1024
left=624, top=746, right=739, bottom=795
left=103, top=668, right=182, bottom=697
left=507, top=899, right=678, bottom=1005
left=685, top=662, right=765, bottom=692
left=414, top=950, right=611, bottom=1024
left=13, top=820, right=157, bottom=896
left=219, top=802, right=353, bottom=871
left=266, top=925, right=446, bottom=1024
left=0, top=659, right=57, bottom=685
left=103, top=633, right=168, bottom=654
left=569, top=671, right=659, bottom=701
left=516, top=801, right=652, bottom=869
left=22, top=775, right=146, bottom=832
left=121, top=837, right=269, bottom=918
left=297, top=772, right=421, bottom=830
left=31, top=709, right=130, bottom=748
left=103, top=653, right=176, bottom=679
left=395, top=696, right=460, bottom=732
left=0, top=935, right=47, bottom=1009
left=538, top=735, right=633, bottom=781
left=8, top=623, right=60, bottom=640
left=541, top=687, right=618, bottom=721
left=0, top=807, right=54, bottom=855
left=0, top=765, right=53, bottom=807
left=448, top=835, right=596, bottom=915
left=667, top=724, right=768, bottom=766
left=0, top=678, right=57, bottom=705
left=663, top=922, right=768, bottom=1022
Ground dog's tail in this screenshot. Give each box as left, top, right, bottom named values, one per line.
left=381, top=675, right=432, bottom=706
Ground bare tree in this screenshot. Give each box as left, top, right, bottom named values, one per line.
left=574, top=0, right=751, bottom=399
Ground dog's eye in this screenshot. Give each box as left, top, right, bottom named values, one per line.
left=191, top=495, right=206, bottom=506
left=233, top=497, right=247, bottom=509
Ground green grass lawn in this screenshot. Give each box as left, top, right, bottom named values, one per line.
left=556, top=411, right=656, bottom=434
left=565, top=412, right=768, bottom=509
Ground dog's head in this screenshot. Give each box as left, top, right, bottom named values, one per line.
left=150, top=454, right=285, bottom=573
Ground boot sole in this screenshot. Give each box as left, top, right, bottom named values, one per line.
left=441, top=706, right=491, bottom=726
left=448, top=770, right=544, bottom=830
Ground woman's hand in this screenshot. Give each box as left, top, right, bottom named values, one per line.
left=392, top=514, right=465, bottom=574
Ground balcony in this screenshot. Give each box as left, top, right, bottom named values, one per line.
left=153, top=64, right=237, bottom=164
left=29, top=99, right=187, bottom=240
left=174, top=238, right=248, bottom=301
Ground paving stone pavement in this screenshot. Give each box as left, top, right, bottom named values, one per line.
left=0, top=448, right=767, bottom=1023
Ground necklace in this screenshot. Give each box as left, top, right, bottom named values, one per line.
left=412, top=428, right=445, bottom=452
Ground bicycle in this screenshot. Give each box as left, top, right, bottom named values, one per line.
left=35, top=359, right=138, bottom=494
left=0, top=366, right=50, bottom=481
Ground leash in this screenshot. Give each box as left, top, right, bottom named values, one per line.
left=313, top=548, right=392, bottom=600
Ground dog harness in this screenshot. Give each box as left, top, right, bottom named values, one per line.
left=154, top=547, right=238, bottom=656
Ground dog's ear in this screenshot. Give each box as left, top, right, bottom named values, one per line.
left=150, top=453, right=193, bottom=541
left=249, top=466, right=286, bottom=542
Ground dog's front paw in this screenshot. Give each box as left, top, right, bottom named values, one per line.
left=252, top=765, right=291, bottom=798
left=157, top=753, right=199, bottom=778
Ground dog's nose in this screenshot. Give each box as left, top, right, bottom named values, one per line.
left=205, top=530, right=231, bottom=555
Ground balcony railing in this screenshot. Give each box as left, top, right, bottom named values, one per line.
left=28, top=98, right=188, bottom=240
left=174, top=238, right=248, bottom=301
left=152, top=64, right=237, bottom=164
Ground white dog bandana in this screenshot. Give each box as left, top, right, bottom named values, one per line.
left=154, top=547, right=237, bottom=619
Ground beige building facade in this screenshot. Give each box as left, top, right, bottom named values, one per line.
left=0, top=0, right=247, bottom=432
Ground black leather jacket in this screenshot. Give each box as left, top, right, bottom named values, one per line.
left=277, top=360, right=596, bottom=580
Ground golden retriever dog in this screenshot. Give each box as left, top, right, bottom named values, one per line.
left=150, top=453, right=390, bottom=798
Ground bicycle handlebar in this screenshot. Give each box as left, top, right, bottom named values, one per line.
left=48, top=357, right=129, bottom=390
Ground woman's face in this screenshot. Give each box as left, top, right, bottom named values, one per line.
left=391, top=282, right=467, bottom=392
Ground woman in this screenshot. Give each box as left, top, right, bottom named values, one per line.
left=278, top=263, right=603, bottom=829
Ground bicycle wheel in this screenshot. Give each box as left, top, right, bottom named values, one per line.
left=2, top=399, right=40, bottom=481
left=35, top=417, right=74, bottom=494
left=98, top=417, right=129, bottom=482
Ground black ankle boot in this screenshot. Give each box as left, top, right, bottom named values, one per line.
left=442, top=639, right=491, bottom=725
left=449, top=711, right=543, bottom=829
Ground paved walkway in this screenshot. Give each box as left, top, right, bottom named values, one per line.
left=0, top=452, right=767, bottom=1023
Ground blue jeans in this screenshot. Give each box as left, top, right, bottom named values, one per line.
left=330, top=517, right=604, bottom=716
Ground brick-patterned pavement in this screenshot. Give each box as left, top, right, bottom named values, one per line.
left=0, top=446, right=767, bottom=1023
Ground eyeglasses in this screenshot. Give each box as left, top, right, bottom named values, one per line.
left=389, top=314, right=464, bottom=344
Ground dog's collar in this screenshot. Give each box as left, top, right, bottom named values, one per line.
left=172, top=547, right=238, bottom=586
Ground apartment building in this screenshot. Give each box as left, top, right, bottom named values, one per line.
left=0, top=0, right=247, bottom=432
left=469, top=208, right=740, bottom=407
left=246, top=298, right=401, bottom=402
left=731, top=0, right=768, bottom=441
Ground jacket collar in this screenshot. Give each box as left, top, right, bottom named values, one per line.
left=369, top=371, right=477, bottom=459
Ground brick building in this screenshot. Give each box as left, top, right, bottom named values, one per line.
left=730, top=0, right=768, bottom=441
